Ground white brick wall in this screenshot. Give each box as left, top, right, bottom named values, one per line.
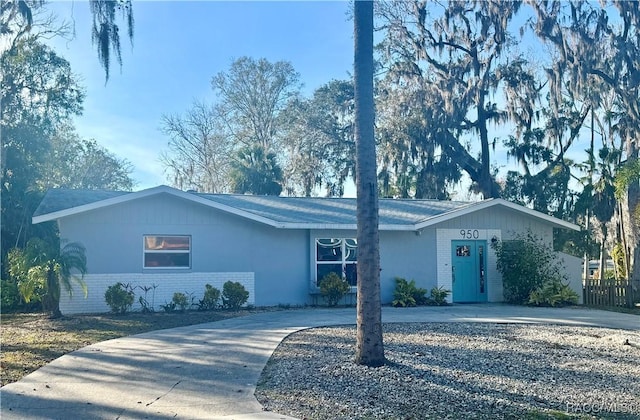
left=60, top=272, right=255, bottom=314
left=436, top=229, right=503, bottom=303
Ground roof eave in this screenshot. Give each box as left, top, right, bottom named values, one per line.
left=32, top=186, right=169, bottom=225
left=32, top=186, right=282, bottom=228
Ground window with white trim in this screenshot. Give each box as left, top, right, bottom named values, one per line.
left=144, top=235, right=191, bottom=269
left=315, top=238, right=357, bottom=287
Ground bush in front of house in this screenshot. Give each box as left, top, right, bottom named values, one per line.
left=392, top=278, right=450, bottom=307
left=161, top=291, right=191, bottom=313
left=137, top=284, right=157, bottom=313
left=428, top=286, right=450, bottom=306
left=1, top=279, right=22, bottom=312
left=172, top=292, right=189, bottom=312
left=198, top=284, right=221, bottom=310
left=319, top=272, right=351, bottom=307
left=104, top=282, right=135, bottom=314
left=222, top=281, right=249, bottom=310
left=528, top=279, right=579, bottom=307
left=492, top=230, right=576, bottom=306
left=392, top=277, right=427, bottom=307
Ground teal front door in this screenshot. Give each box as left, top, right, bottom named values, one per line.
left=451, top=240, right=488, bottom=303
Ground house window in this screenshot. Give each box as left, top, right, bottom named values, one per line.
left=144, top=235, right=191, bottom=269
left=315, top=238, right=357, bottom=287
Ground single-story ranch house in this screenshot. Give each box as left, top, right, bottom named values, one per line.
left=33, top=185, right=583, bottom=314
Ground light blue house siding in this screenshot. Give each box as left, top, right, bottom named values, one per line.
left=379, top=230, right=437, bottom=303
left=308, top=229, right=436, bottom=304
left=434, top=206, right=552, bottom=239
left=35, top=186, right=582, bottom=314
left=57, top=193, right=310, bottom=311
left=58, top=194, right=440, bottom=310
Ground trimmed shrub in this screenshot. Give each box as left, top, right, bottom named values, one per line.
left=172, top=292, right=189, bottom=312
left=198, top=284, right=221, bottom=310
left=104, top=282, right=135, bottom=314
left=392, top=277, right=427, bottom=307
left=319, top=272, right=351, bottom=306
left=222, top=281, right=249, bottom=310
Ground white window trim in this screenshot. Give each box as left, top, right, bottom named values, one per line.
left=143, top=235, right=191, bottom=270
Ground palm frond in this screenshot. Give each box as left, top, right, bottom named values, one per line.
left=58, top=241, right=88, bottom=298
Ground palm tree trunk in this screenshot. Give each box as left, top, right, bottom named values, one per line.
left=46, top=264, right=62, bottom=319
left=354, top=0, right=384, bottom=367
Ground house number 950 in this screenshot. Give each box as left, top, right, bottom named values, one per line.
left=460, top=229, right=480, bottom=239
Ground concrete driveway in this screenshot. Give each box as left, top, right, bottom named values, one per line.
left=1, top=304, right=638, bottom=419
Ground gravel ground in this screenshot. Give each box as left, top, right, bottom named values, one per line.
left=256, top=323, right=640, bottom=419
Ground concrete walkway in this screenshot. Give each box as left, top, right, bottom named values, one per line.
left=1, top=304, right=638, bottom=419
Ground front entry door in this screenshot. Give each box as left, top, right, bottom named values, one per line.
left=451, top=240, right=487, bottom=303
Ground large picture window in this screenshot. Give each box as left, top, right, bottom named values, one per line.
left=144, top=235, right=191, bottom=269
left=315, top=238, right=357, bottom=287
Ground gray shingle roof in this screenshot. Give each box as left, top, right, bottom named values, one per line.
left=33, top=189, right=129, bottom=217
left=33, top=187, right=471, bottom=227
left=197, top=193, right=470, bottom=226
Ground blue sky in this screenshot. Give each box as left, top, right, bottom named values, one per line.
left=47, top=1, right=355, bottom=190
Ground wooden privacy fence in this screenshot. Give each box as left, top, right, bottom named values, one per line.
left=583, top=279, right=637, bottom=308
